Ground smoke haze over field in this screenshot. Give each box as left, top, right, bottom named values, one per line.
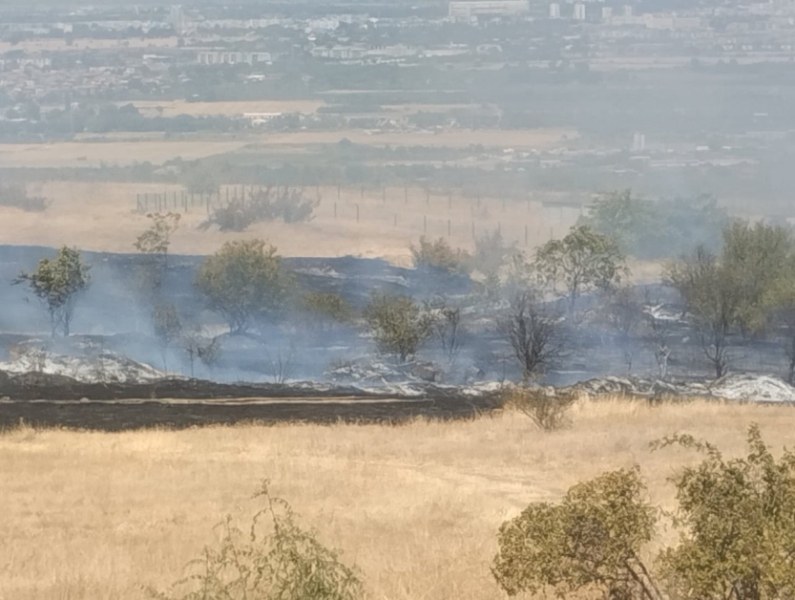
left=1, top=0, right=795, bottom=387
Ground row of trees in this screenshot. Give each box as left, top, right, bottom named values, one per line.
left=15, top=210, right=795, bottom=383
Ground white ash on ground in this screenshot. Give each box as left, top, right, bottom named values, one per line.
left=566, top=374, right=795, bottom=403
left=0, top=347, right=169, bottom=384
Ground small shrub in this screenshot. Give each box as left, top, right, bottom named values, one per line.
left=200, top=187, right=318, bottom=232
left=151, top=481, right=363, bottom=600
left=0, top=184, right=49, bottom=212
left=410, top=236, right=471, bottom=276
left=303, top=292, right=354, bottom=326
left=502, top=386, right=575, bottom=431
left=364, top=293, right=432, bottom=362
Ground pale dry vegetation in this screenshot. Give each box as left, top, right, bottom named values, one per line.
left=2, top=398, right=792, bottom=599
left=0, top=181, right=580, bottom=260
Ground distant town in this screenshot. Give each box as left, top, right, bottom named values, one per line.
left=1, top=0, right=795, bottom=221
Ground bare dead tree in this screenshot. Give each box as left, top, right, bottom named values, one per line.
left=426, top=298, right=464, bottom=362
left=499, top=292, right=559, bottom=381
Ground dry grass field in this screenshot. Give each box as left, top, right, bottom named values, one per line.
left=0, top=181, right=582, bottom=261
left=129, top=100, right=325, bottom=118
left=0, top=127, right=574, bottom=169
left=0, top=140, right=248, bottom=168
left=1, top=398, right=793, bottom=599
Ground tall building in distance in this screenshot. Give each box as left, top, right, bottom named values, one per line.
left=169, top=5, right=187, bottom=35
left=549, top=2, right=561, bottom=19
left=631, top=132, right=647, bottom=153
left=573, top=3, right=586, bottom=21
left=448, top=0, right=529, bottom=19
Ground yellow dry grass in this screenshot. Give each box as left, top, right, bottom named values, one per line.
left=0, top=181, right=582, bottom=260
left=0, top=139, right=247, bottom=169
left=0, top=127, right=574, bottom=169
left=1, top=397, right=793, bottom=599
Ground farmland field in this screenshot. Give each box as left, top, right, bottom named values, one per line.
left=1, top=398, right=791, bottom=599
left=0, top=180, right=582, bottom=261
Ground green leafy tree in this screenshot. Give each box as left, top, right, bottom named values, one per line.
left=364, top=293, right=432, bottom=362
left=534, top=225, right=627, bottom=315
left=410, top=236, right=471, bottom=276
left=721, top=220, right=792, bottom=335
left=762, top=269, right=795, bottom=383
left=654, top=425, right=795, bottom=600
left=666, top=222, right=791, bottom=378
left=666, top=246, right=739, bottom=378
left=580, top=190, right=728, bottom=259
left=196, top=240, right=291, bottom=334
left=151, top=481, right=363, bottom=600
left=15, top=246, right=91, bottom=337
left=493, top=468, right=658, bottom=599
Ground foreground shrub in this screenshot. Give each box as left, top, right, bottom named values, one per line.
left=493, top=468, right=657, bottom=599
left=654, top=424, right=795, bottom=600
left=151, top=481, right=363, bottom=600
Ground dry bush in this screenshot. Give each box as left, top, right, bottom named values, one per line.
left=0, top=184, right=49, bottom=212
left=502, top=386, right=576, bottom=431
left=150, top=481, right=362, bottom=600
left=200, top=187, right=318, bottom=232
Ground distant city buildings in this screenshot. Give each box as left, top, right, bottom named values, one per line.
left=549, top=3, right=561, bottom=19
left=197, top=51, right=271, bottom=66
left=448, top=0, right=529, bottom=20
left=573, top=3, right=586, bottom=21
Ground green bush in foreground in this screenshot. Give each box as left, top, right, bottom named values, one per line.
left=151, top=482, right=362, bottom=600
left=494, top=425, right=795, bottom=600
left=493, top=468, right=657, bottom=599
left=654, top=425, right=795, bottom=600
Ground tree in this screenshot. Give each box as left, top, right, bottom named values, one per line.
left=665, top=222, right=792, bottom=379
left=152, top=302, right=182, bottom=371
left=426, top=298, right=465, bottom=362
left=580, top=190, right=728, bottom=260
left=534, top=225, right=626, bottom=316
left=134, top=212, right=181, bottom=293
left=15, top=246, right=91, bottom=337
left=410, top=236, right=471, bottom=276
left=364, top=293, right=432, bottom=362
left=666, top=247, right=739, bottom=378
left=762, top=271, right=795, bottom=384
left=721, top=220, right=791, bottom=335
left=493, top=468, right=659, bottom=599
left=499, top=292, right=559, bottom=381
left=196, top=240, right=291, bottom=334
left=653, top=425, right=795, bottom=600
left=471, top=228, right=515, bottom=296
left=134, top=212, right=181, bottom=266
